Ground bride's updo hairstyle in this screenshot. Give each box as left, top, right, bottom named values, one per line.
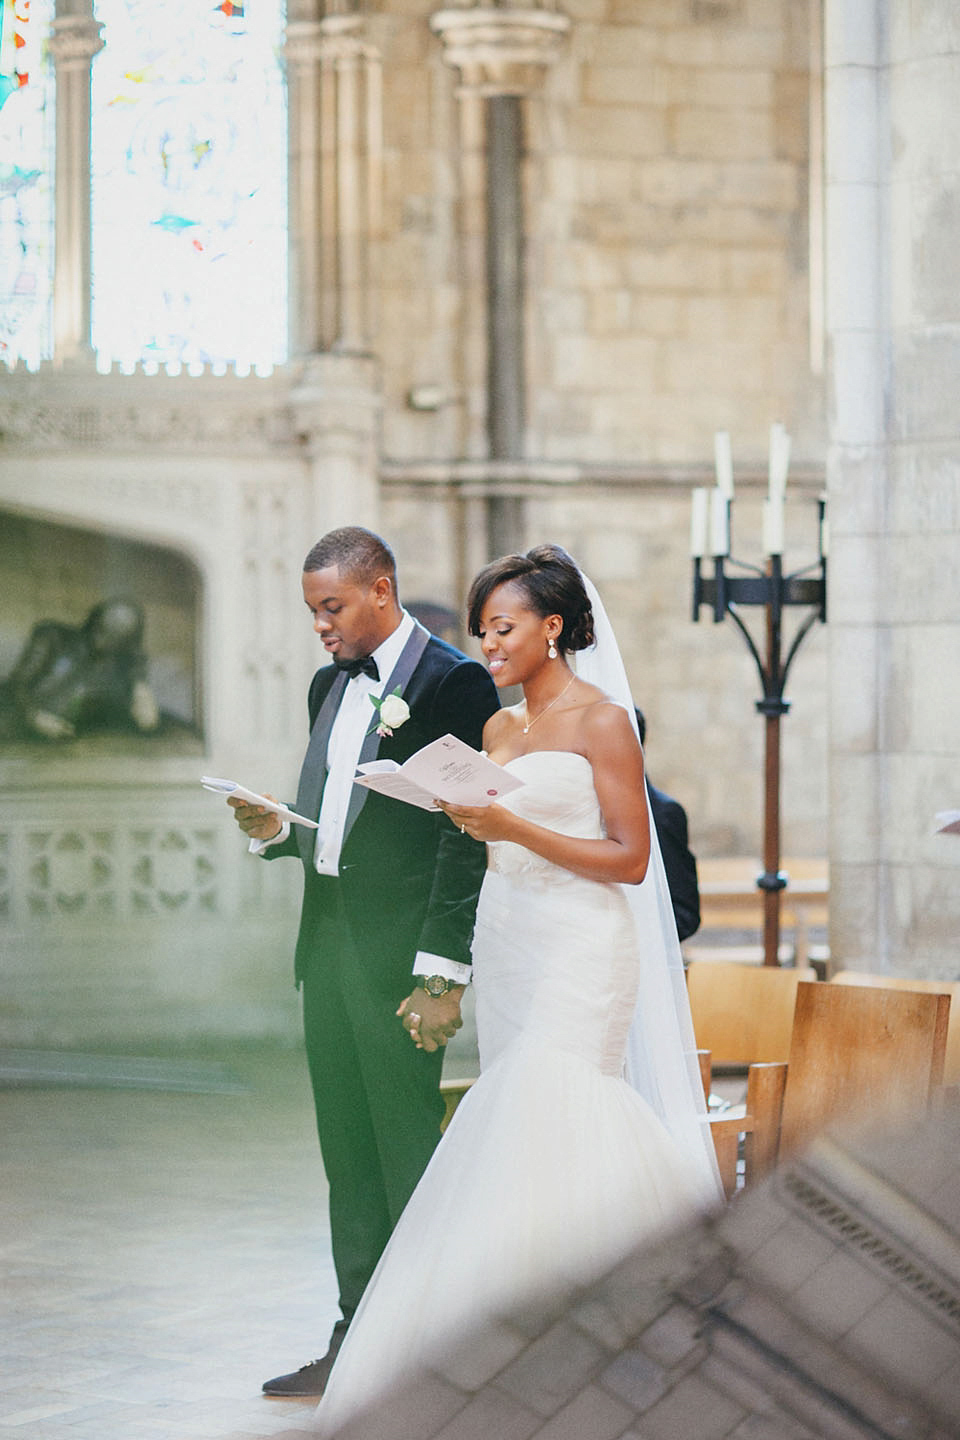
left=467, top=543, right=595, bottom=657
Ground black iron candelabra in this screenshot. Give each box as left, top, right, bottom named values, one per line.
left=690, top=429, right=828, bottom=967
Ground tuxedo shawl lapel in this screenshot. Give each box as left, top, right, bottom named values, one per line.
left=341, top=621, right=431, bottom=843
left=294, top=669, right=349, bottom=868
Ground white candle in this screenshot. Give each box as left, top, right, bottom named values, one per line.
left=713, top=430, right=734, bottom=499
left=820, top=515, right=830, bottom=558
left=709, top=488, right=729, bottom=557
left=778, top=430, right=791, bottom=491
left=690, top=487, right=709, bottom=558
left=762, top=495, right=784, bottom=555
left=768, top=422, right=790, bottom=498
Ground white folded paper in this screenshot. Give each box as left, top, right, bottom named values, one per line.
left=935, top=810, right=960, bottom=836
left=354, top=733, right=524, bottom=812
left=200, top=777, right=319, bottom=829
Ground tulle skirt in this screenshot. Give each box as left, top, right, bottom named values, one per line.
left=314, top=865, right=707, bottom=1434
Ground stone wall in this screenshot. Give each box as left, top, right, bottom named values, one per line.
left=825, top=0, right=960, bottom=978
left=375, top=0, right=829, bottom=861
left=375, top=0, right=823, bottom=468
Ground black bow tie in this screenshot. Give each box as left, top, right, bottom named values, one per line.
left=334, top=654, right=379, bottom=681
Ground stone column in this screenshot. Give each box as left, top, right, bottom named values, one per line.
left=284, top=0, right=325, bottom=357
left=290, top=352, right=382, bottom=535
left=824, top=0, right=960, bottom=975
left=430, top=3, right=569, bottom=556
left=48, top=0, right=104, bottom=366
left=285, top=2, right=383, bottom=534
left=285, top=0, right=382, bottom=357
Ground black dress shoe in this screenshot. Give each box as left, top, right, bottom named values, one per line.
left=262, top=1357, right=335, bottom=1397
left=262, top=1320, right=350, bottom=1397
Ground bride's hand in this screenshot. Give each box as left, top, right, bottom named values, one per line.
left=440, top=801, right=514, bottom=843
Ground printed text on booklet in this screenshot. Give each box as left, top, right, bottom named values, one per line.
left=354, top=734, right=524, bottom=811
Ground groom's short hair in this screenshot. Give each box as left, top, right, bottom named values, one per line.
left=303, top=527, right=398, bottom=593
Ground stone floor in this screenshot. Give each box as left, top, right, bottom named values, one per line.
left=0, top=1045, right=341, bottom=1440
left=0, top=1017, right=751, bottom=1440
left=4, top=1041, right=958, bottom=1440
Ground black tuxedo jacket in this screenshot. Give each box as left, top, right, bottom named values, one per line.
left=648, top=781, right=701, bottom=943
left=265, top=629, right=500, bottom=988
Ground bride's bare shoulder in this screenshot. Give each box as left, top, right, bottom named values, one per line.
left=576, top=694, right=640, bottom=747
left=571, top=678, right=611, bottom=709
left=483, top=705, right=522, bottom=748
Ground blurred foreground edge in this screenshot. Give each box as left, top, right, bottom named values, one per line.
left=331, top=1103, right=960, bottom=1440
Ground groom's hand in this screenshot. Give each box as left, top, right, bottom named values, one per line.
left=227, top=794, right=283, bottom=841
left=397, top=988, right=464, bottom=1053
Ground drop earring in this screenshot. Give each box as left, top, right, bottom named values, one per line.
left=547, top=640, right=558, bottom=660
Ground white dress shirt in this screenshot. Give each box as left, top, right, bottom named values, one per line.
left=251, top=609, right=471, bottom=986
left=312, top=610, right=415, bottom=876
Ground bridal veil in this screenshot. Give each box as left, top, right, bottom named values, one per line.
left=574, top=570, right=722, bottom=1204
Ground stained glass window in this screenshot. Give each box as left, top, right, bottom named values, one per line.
left=0, top=0, right=55, bottom=369
left=91, top=0, right=287, bottom=372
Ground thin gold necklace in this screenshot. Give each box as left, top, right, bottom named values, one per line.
left=522, top=673, right=576, bottom=734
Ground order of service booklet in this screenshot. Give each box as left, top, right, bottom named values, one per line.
left=200, top=777, right=320, bottom=829
left=354, top=733, right=524, bottom=812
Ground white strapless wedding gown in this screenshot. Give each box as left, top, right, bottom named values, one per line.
left=315, top=752, right=712, bottom=1435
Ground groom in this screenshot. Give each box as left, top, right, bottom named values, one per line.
left=229, top=527, right=499, bottom=1396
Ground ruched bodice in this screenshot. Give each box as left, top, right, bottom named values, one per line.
left=473, top=750, right=639, bottom=1077
left=485, top=750, right=604, bottom=884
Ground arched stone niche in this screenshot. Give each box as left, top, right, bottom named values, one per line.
left=0, top=505, right=302, bottom=1052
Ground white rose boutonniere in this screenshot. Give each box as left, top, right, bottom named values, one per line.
left=368, top=686, right=411, bottom=738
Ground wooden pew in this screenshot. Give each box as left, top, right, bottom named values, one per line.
left=830, top=970, right=960, bottom=1084
left=692, top=856, right=828, bottom=965
left=687, top=959, right=817, bottom=1068
left=688, top=955, right=816, bottom=1196
left=709, top=981, right=950, bottom=1193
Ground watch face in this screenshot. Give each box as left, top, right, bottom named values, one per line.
left=424, top=975, right=447, bottom=997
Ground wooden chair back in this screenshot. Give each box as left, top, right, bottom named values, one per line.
left=777, top=981, right=949, bottom=1157
left=707, top=981, right=950, bottom=1194
left=687, top=960, right=817, bottom=1066
left=830, top=970, right=960, bottom=1084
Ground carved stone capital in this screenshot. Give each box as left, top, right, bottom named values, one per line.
left=318, top=13, right=374, bottom=65
left=285, top=12, right=373, bottom=68
left=48, top=14, right=105, bottom=68
left=284, top=18, right=325, bottom=67
left=430, top=6, right=570, bottom=96
left=289, top=352, right=382, bottom=455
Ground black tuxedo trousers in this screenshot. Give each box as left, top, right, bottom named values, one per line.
left=264, top=634, right=499, bottom=1320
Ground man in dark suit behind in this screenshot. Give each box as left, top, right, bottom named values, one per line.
left=635, top=708, right=701, bottom=942
left=229, top=528, right=499, bottom=1396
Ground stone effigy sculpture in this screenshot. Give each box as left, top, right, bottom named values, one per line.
left=1, top=598, right=159, bottom=741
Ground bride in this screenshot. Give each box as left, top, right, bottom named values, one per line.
left=314, top=544, right=722, bottom=1435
